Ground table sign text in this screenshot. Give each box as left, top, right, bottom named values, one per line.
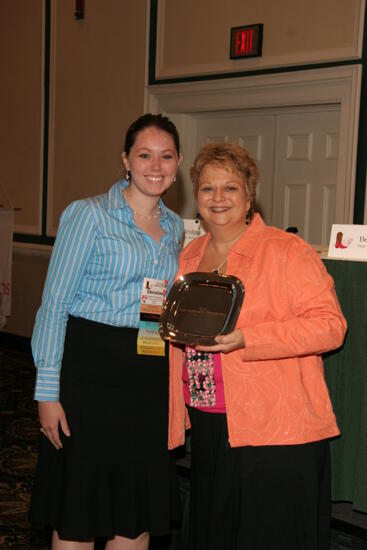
left=328, top=224, right=367, bottom=261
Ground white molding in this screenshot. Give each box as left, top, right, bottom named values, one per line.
left=156, top=48, right=361, bottom=81
left=146, top=65, right=361, bottom=223
left=13, top=242, right=52, bottom=256
left=155, top=0, right=365, bottom=80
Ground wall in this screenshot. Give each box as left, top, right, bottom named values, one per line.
left=1, top=0, right=148, bottom=337
left=154, top=0, right=364, bottom=80
left=0, top=0, right=44, bottom=233
left=48, top=0, right=148, bottom=233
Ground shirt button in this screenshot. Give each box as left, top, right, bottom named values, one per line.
left=154, top=259, right=158, bottom=265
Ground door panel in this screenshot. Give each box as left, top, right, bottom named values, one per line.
left=273, top=107, right=340, bottom=244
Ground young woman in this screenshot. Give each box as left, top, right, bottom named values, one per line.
left=168, top=141, right=347, bottom=550
left=30, top=113, right=183, bottom=549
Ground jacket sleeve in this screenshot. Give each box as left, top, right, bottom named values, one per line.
left=240, top=244, right=347, bottom=362
left=31, top=200, right=96, bottom=401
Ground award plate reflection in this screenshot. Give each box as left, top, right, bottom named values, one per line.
left=159, top=272, right=245, bottom=345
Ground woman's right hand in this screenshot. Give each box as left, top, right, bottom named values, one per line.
left=38, top=401, right=71, bottom=450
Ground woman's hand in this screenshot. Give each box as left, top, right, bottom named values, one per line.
left=38, top=401, right=71, bottom=450
left=196, top=328, right=245, bottom=353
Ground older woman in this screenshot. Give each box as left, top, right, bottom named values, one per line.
left=168, top=142, right=347, bottom=550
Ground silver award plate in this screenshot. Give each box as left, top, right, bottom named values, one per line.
left=159, top=272, right=245, bottom=345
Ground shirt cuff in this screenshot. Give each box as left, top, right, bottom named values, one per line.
left=34, top=369, right=60, bottom=401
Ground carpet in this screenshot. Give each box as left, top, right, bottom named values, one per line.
left=0, top=348, right=50, bottom=548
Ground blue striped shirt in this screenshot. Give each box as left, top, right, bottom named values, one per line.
left=32, top=179, right=184, bottom=401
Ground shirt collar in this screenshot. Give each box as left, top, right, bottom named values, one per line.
left=107, top=179, right=168, bottom=221
left=107, top=180, right=129, bottom=210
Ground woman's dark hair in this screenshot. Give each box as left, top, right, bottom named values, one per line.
left=124, top=113, right=180, bottom=156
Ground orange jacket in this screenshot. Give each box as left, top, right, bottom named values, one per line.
left=168, top=215, right=347, bottom=448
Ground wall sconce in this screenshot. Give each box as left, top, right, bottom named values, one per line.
left=75, top=0, right=85, bottom=20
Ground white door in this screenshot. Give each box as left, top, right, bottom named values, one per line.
left=196, top=110, right=276, bottom=224
left=195, top=104, right=340, bottom=245
left=273, top=106, right=339, bottom=244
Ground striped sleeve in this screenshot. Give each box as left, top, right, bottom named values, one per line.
left=32, top=200, right=96, bottom=401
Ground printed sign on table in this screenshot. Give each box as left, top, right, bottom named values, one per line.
left=183, top=218, right=206, bottom=248
left=328, top=224, right=367, bottom=261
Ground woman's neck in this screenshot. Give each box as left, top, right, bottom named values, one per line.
left=123, top=184, right=160, bottom=218
left=208, top=223, right=248, bottom=254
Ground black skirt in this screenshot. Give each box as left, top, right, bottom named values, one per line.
left=29, top=316, right=180, bottom=541
left=188, top=407, right=331, bottom=550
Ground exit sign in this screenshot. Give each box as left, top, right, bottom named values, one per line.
left=230, top=24, right=263, bottom=59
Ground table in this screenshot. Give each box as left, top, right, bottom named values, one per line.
left=323, top=259, right=367, bottom=513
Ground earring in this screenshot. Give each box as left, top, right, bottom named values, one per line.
left=126, top=170, right=130, bottom=181
left=245, top=211, right=251, bottom=225
left=173, top=176, right=177, bottom=183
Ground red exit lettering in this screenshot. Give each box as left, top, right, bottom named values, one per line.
left=235, top=29, right=254, bottom=56
left=230, top=24, right=262, bottom=59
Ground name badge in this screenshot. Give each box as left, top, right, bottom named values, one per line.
left=137, top=278, right=167, bottom=356
left=140, top=277, right=168, bottom=318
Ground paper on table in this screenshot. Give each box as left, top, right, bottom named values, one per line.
left=328, top=224, right=367, bottom=261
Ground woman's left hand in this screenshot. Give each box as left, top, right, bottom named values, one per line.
left=196, top=328, right=245, bottom=353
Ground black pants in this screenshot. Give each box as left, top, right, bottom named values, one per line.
left=188, top=407, right=331, bottom=550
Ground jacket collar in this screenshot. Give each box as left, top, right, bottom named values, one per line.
left=231, top=213, right=266, bottom=257
left=183, top=214, right=267, bottom=261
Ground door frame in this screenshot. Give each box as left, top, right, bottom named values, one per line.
left=145, top=65, right=361, bottom=220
